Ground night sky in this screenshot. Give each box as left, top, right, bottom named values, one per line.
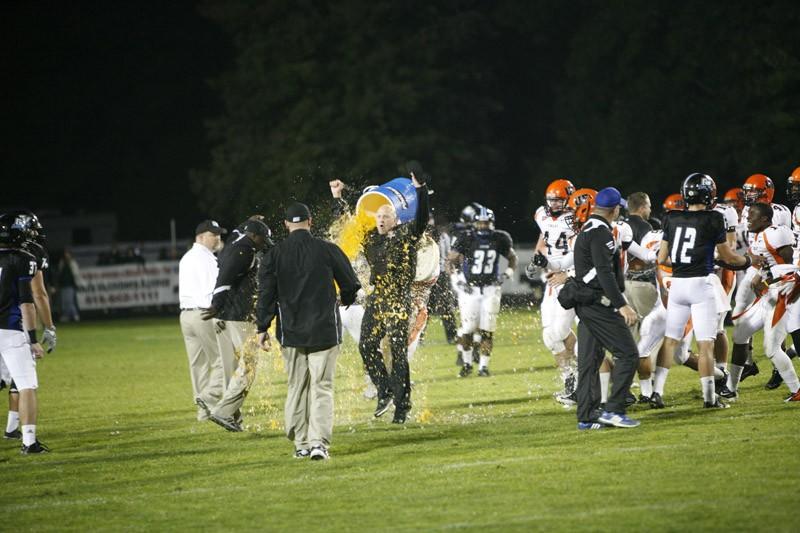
left=3, top=2, right=798, bottom=244
left=1, top=1, right=229, bottom=240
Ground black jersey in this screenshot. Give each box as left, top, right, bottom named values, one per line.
left=23, top=241, right=49, bottom=272
left=662, top=210, right=726, bottom=278
left=453, top=229, right=513, bottom=286
left=0, top=248, right=37, bottom=331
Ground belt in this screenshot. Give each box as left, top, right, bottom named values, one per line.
left=181, top=307, right=208, bottom=312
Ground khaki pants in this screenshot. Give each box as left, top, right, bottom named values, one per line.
left=180, top=310, right=223, bottom=409
left=213, top=320, right=258, bottom=420
left=282, top=345, right=339, bottom=449
left=625, top=279, right=658, bottom=341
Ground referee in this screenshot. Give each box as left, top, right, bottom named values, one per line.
left=571, top=187, right=640, bottom=429
left=256, top=202, right=360, bottom=460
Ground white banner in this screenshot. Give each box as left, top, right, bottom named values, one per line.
left=77, top=261, right=179, bottom=310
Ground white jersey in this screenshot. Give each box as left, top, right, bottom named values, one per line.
left=713, top=203, right=739, bottom=235
left=535, top=206, right=575, bottom=271
left=748, top=224, right=796, bottom=279
left=792, top=205, right=800, bottom=264
left=742, top=202, right=792, bottom=229
left=734, top=210, right=749, bottom=255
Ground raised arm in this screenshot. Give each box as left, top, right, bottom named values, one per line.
left=410, top=173, right=430, bottom=237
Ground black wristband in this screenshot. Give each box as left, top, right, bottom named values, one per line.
left=27, top=329, right=37, bottom=344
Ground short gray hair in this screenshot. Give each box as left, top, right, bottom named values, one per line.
left=627, top=192, right=650, bottom=212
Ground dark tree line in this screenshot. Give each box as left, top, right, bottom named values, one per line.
left=193, top=0, right=800, bottom=240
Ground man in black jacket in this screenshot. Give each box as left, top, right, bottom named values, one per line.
left=571, top=187, right=641, bottom=430
left=256, top=202, right=359, bottom=460
left=360, top=172, right=430, bottom=424
left=201, top=217, right=272, bottom=432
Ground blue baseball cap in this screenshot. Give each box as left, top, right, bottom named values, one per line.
left=595, top=187, right=627, bottom=209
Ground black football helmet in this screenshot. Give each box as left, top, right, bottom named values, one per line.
left=681, top=173, right=717, bottom=207
left=459, top=202, right=484, bottom=224
left=9, top=210, right=45, bottom=246
left=0, top=213, right=27, bottom=247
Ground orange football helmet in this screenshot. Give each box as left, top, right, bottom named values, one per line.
left=742, top=173, right=774, bottom=205
left=722, top=187, right=744, bottom=213
left=662, top=193, right=685, bottom=212
left=787, top=167, right=800, bottom=205
left=566, top=188, right=597, bottom=232
left=544, top=179, right=576, bottom=216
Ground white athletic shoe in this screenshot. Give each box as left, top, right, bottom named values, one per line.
left=310, top=446, right=330, bottom=461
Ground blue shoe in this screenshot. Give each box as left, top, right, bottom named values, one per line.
left=598, top=411, right=640, bottom=428
left=577, top=421, right=605, bottom=430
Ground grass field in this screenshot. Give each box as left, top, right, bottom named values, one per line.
left=1, top=309, right=798, bottom=532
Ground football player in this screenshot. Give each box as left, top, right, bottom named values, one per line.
left=0, top=214, right=48, bottom=453
left=723, top=202, right=800, bottom=402
left=531, top=179, right=578, bottom=400
left=1, top=211, right=55, bottom=441
left=659, top=174, right=749, bottom=408
left=451, top=203, right=484, bottom=367
left=449, top=206, right=517, bottom=377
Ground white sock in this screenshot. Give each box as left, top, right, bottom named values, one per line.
left=728, top=364, right=744, bottom=392
left=715, top=362, right=726, bottom=372
left=6, top=411, right=19, bottom=433
left=701, top=376, right=715, bottom=403
left=21, top=424, right=36, bottom=446
left=640, top=378, right=653, bottom=398
left=457, top=344, right=471, bottom=363
left=599, top=372, right=610, bottom=403
left=479, top=355, right=490, bottom=369
left=713, top=366, right=724, bottom=380
left=653, top=366, right=670, bottom=395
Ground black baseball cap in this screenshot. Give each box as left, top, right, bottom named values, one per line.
left=285, top=202, right=311, bottom=223
left=195, top=220, right=227, bottom=236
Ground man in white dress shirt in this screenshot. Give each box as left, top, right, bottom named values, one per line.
left=179, top=220, right=226, bottom=421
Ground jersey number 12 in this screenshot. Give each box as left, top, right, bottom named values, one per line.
left=671, top=226, right=696, bottom=264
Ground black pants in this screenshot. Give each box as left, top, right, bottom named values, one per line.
left=359, top=301, right=411, bottom=409
left=575, top=302, right=639, bottom=422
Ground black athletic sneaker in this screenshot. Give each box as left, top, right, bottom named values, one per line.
left=4, top=428, right=21, bottom=440
left=765, top=368, right=784, bottom=390
left=625, top=391, right=637, bottom=407
left=649, top=392, right=665, bottom=409
left=20, top=440, right=50, bottom=454
left=477, top=367, right=491, bottom=377
left=637, top=394, right=651, bottom=404
left=459, top=364, right=473, bottom=378
left=209, top=414, right=243, bottom=432
left=703, top=398, right=730, bottom=409
left=392, top=406, right=410, bottom=424
left=740, top=362, right=759, bottom=382
left=374, top=396, right=394, bottom=418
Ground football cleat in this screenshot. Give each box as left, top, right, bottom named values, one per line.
left=637, top=395, right=651, bottom=404
left=739, top=362, right=759, bottom=382
left=309, top=446, right=330, bottom=461
left=598, top=411, right=640, bottom=428
left=209, top=414, right=243, bottom=432
left=477, top=367, right=491, bottom=377
left=4, top=428, right=21, bottom=440
left=374, top=396, right=394, bottom=418
left=784, top=389, right=800, bottom=403
left=20, top=440, right=50, bottom=454
left=649, top=393, right=665, bottom=409
left=718, top=388, right=739, bottom=401
left=554, top=390, right=577, bottom=407
left=459, top=364, right=473, bottom=378
left=294, top=449, right=310, bottom=459
left=703, top=398, right=730, bottom=409
left=577, top=422, right=605, bottom=430
left=765, top=368, right=783, bottom=390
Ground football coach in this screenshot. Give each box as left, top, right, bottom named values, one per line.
left=256, top=202, right=360, bottom=460
left=565, top=187, right=641, bottom=430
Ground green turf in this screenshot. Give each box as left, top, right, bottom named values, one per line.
left=1, top=310, right=798, bottom=532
